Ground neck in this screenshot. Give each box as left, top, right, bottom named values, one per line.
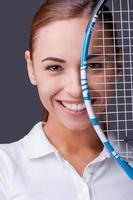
left=43, top=116, right=103, bottom=155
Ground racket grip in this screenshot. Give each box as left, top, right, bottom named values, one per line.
left=104, top=141, right=133, bottom=181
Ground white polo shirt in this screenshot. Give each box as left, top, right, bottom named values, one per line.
left=0, top=122, right=133, bottom=200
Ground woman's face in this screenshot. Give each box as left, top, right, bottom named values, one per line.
left=25, top=17, right=119, bottom=131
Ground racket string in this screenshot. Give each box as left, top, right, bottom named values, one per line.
left=87, top=0, right=133, bottom=160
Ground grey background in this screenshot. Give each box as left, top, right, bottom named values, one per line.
left=1, top=1, right=132, bottom=145
left=0, top=1, right=45, bottom=143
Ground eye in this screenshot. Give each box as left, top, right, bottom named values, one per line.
left=87, top=63, right=103, bottom=69
left=46, top=65, right=63, bottom=72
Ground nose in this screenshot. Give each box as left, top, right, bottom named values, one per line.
left=64, top=71, right=83, bottom=98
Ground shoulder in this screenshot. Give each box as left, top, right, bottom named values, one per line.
left=0, top=121, right=48, bottom=175
left=0, top=138, right=24, bottom=180
left=0, top=136, right=23, bottom=153
left=0, top=122, right=44, bottom=164
left=0, top=122, right=41, bottom=197
left=0, top=139, right=24, bottom=199
left=0, top=139, right=23, bottom=167
left=0, top=122, right=55, bottom=198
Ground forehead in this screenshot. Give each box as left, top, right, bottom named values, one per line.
left=90, top=20, right=114, bottom=55
left=33, top=18, right=113, bottom=60
left=34, top=18, right=88, bottom=50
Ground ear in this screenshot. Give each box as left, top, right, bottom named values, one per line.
left=25, top=50, right=37, bottom=85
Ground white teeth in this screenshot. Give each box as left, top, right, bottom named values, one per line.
left=61, top=102, right=86, bottom=112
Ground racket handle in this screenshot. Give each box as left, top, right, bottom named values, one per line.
left=104, top=141, right=133, bottom=181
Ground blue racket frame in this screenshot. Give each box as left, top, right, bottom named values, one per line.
left=80, top=0, right=133, bottom=181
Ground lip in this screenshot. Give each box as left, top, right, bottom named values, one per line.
left=57, top=100, right=87, bottom=117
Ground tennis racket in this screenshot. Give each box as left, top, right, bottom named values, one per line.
left=80, top=0, right=133, bottom=181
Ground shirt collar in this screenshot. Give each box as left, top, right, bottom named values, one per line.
left=108, top=133, right=133, bottom=159
left=97, top=137, right=133, bottom=161
left=22, top=122, right=57, bottom=159
left=22, top=121, right=133, bottom=161
left=22, top=121, right=111, bottom=161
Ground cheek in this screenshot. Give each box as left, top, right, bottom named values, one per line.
left=36, top=77, right=61, bottom=108
left=103, top=73, right=116, bottom=105
left=92, top=73, right=115, bottom=100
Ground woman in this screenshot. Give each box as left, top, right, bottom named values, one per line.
left=0, top=0, right=133, bottom=199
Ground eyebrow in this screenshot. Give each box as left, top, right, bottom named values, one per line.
left=41, top=53, right=103, bottom=63
left=87, top=53, right=103, bottom=60
left=41, top=57, right=66, bottom=63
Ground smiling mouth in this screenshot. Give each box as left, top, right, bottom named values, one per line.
left=58, top=99, right=96, bottom=112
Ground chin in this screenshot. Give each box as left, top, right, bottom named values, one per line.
left=62, top=121, right=91, bottom=132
